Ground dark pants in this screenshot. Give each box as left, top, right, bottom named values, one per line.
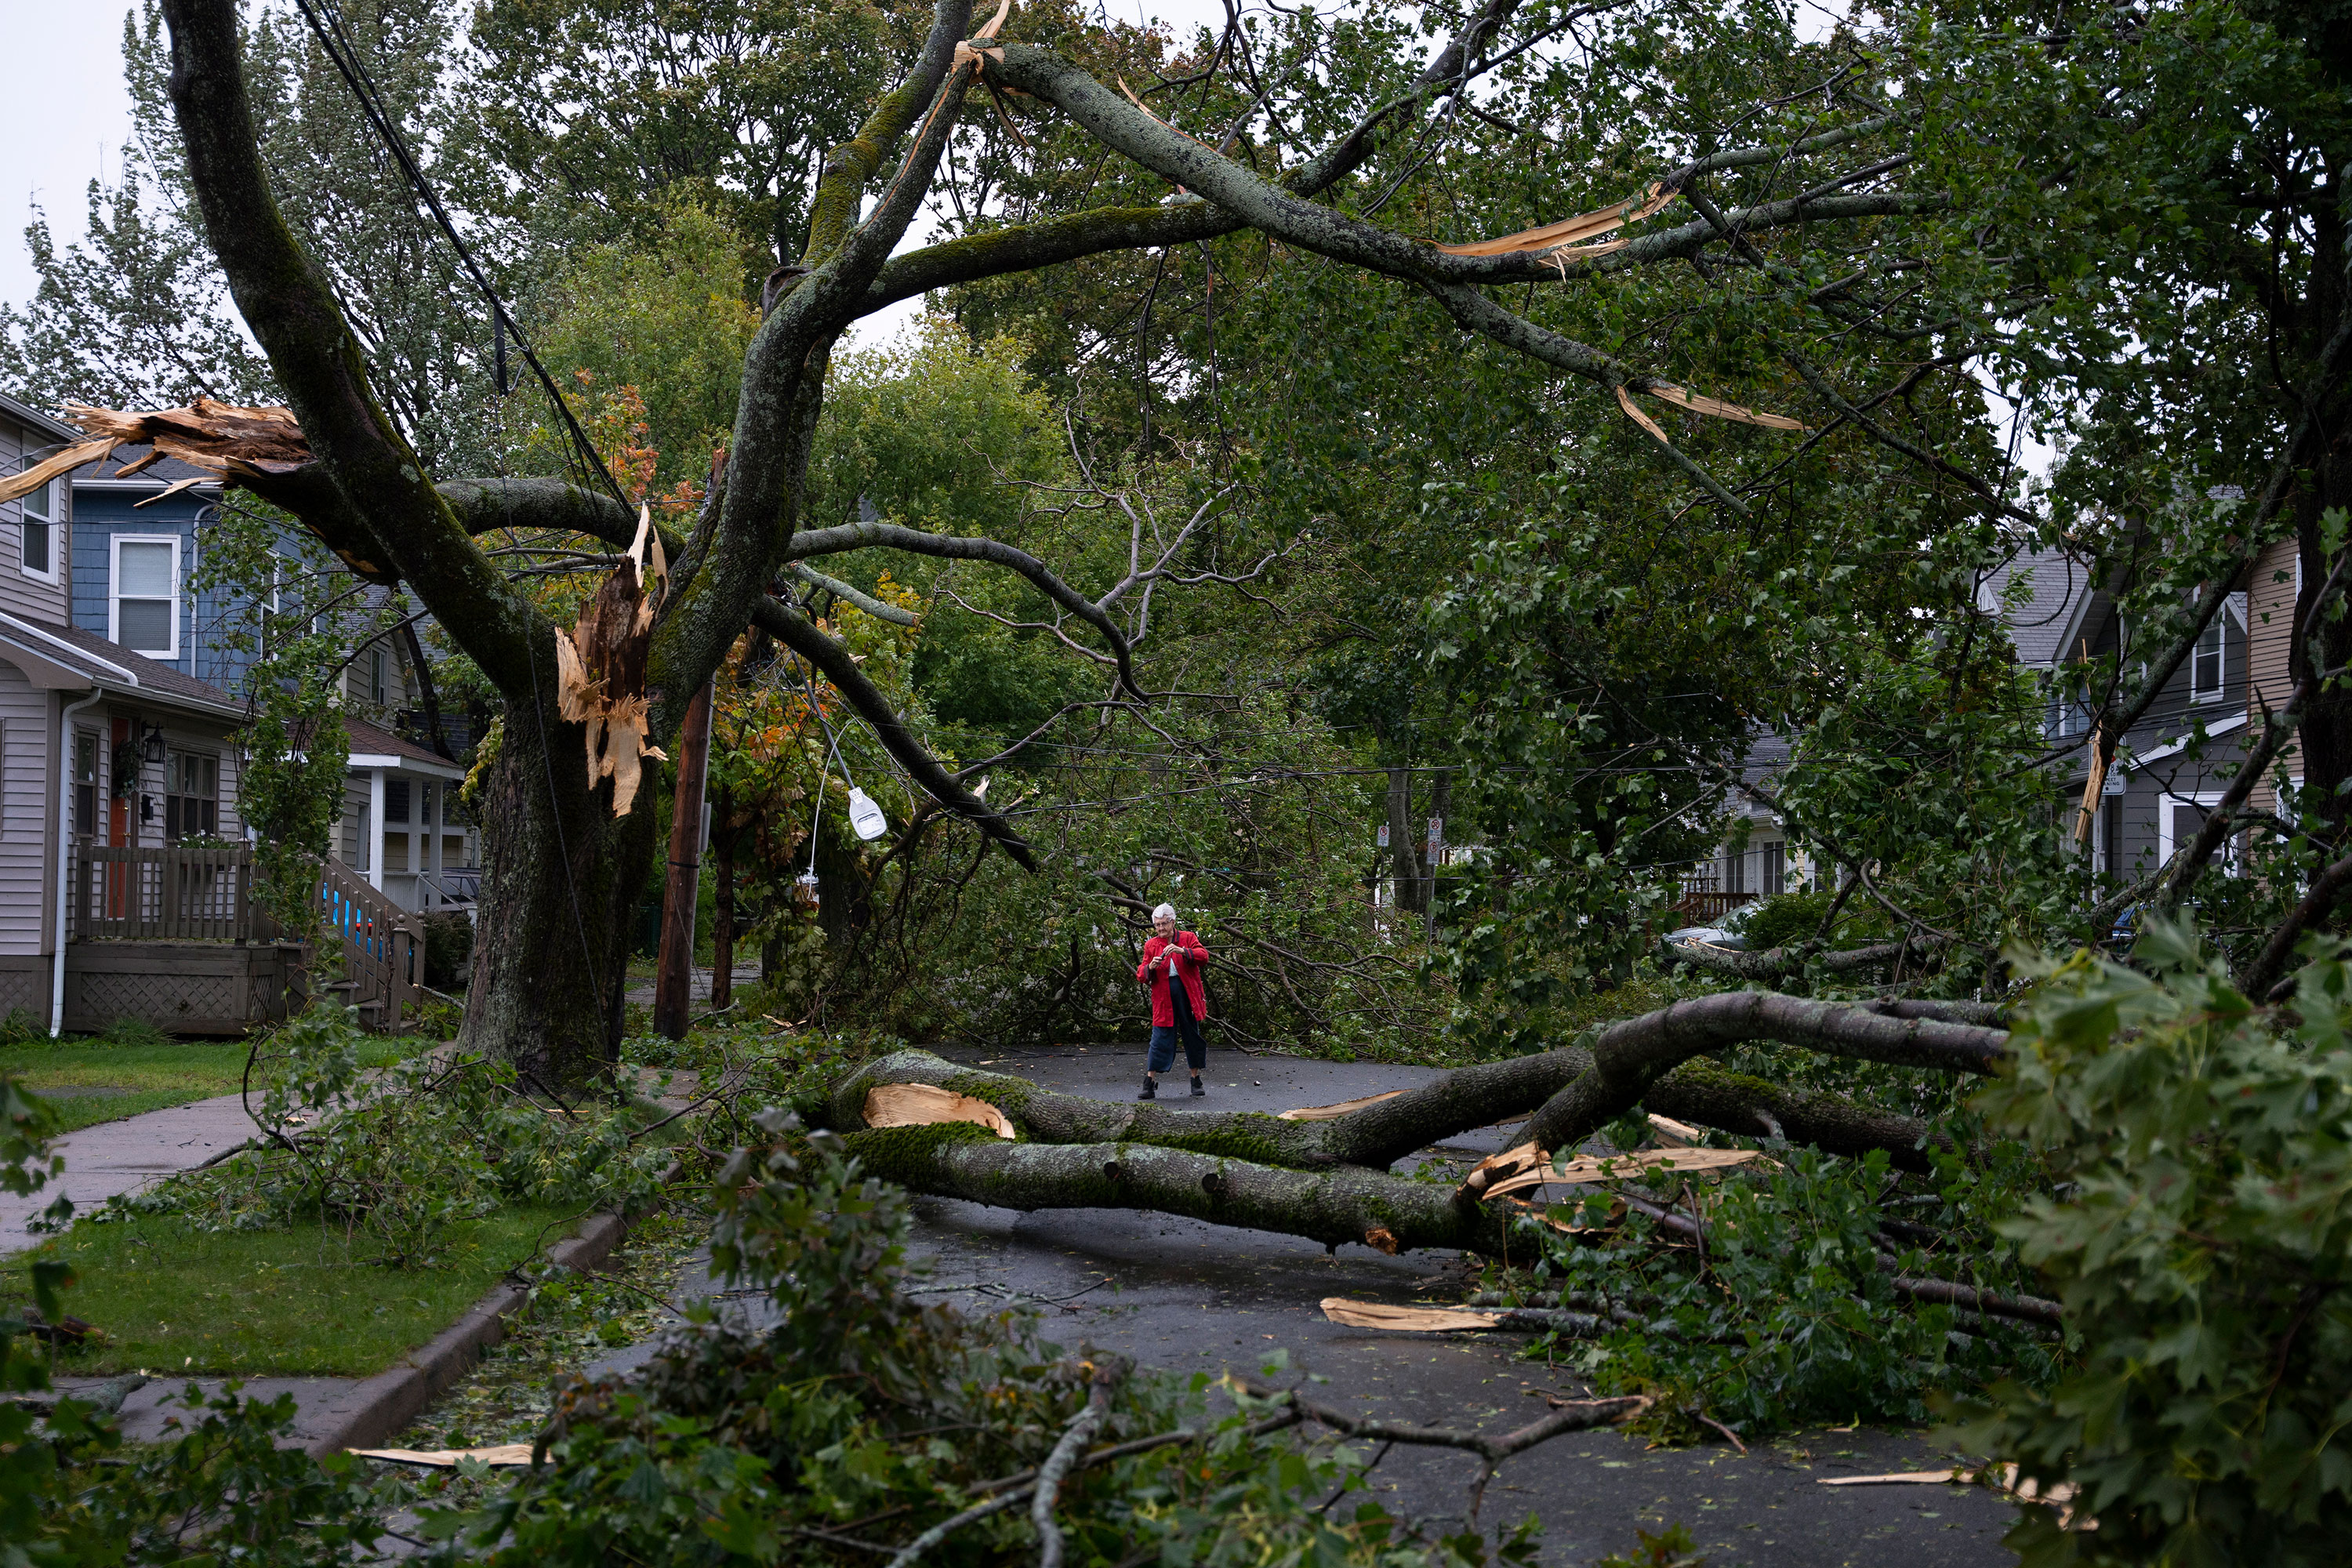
left=1148, top=983, right=1207, bottom=1073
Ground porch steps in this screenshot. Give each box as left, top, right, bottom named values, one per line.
left=319, top=858, right=418, bottom=1035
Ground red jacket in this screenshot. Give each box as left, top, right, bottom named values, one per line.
left=1138, top=931, right=1210, bottom=1025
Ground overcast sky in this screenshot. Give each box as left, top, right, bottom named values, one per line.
left=1, top=6, right=138, bottom=314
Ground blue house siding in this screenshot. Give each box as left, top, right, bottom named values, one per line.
left=71, top=449, right=289, bottom=698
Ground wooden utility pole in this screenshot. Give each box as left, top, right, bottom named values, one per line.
left=652, top=677, right=714, bottom=1039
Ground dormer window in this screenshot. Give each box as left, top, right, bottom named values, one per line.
left=17, top=474, right=56, bottom=582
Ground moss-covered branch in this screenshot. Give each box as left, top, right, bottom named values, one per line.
left=842, top=1121, right=1512, bottom=1255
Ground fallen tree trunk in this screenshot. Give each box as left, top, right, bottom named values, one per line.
left=842, top=1122, right=1513, bottom=1254
left=1519, top=991, right=2005, bottom=1154
left=829, top=989, right=1995, bottom=1174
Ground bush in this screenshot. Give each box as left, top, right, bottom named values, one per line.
left=1507, top=1136, right=2056, bottom=1440
left=419, top=912, right=476, bottom=992
left=1733, top=888, right=1838, bottom=953
left=104, top=1004, right=671, bottom=1266
left=1953, top=920, right=2352, bottom=1566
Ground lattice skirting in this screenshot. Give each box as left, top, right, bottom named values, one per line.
left=0, top=945, right=307, bottom=1036
left=0, top=967, right=43, bottom=1022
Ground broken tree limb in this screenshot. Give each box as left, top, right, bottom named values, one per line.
left=1517, top=991, right=2007, bottom=1156
left=1660, top=933, right=1940, bottom=982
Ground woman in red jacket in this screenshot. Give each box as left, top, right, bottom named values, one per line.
left=1137, top=902, right=1209, bottom=1099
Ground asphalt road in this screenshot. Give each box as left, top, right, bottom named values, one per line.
left=875, top=1041, right=2021, bottom=1568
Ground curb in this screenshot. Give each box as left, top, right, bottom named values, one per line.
left=299, top=1210, right=631, bottom=1459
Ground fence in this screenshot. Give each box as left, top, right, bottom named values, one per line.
left=71, top=842, right=256, bottom=942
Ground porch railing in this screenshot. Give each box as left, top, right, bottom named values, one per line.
left=71, top=842, right=255, bottom=942
left=320, top=855, right=419, bottom=1033
left=1672, top=889, right=1759, bottom=924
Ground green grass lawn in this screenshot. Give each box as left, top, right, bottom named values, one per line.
left=5, top=1206, right=578, bottom=1377
left=0, top=1033, right=417, bottom=1134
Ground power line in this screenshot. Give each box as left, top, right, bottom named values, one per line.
left=290, top=0, right=630, bottom=511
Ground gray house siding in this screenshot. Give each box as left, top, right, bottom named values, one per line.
left=0, top=666, right=52, bottom=957
left=0, top=400, right=75, bottom=628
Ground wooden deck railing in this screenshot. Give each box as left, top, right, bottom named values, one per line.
left=1673, top=889, right=1759, bottom=923
left=71, top=842, right=255, bottom=942
left=320, top=855, right=419, bottom=1033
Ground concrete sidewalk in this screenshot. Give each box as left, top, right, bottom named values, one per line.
left=1, top=1091, right=260, bottom=1254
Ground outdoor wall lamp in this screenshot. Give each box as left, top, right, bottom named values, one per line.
left=141, top=722, right=167, bottom=764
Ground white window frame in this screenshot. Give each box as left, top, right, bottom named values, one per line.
left=110, top=534, right=182, bottom=659
left=2190, top=615, right=2227, bottom=703
left=15, top=475, right=59, bottom=583
left=2157, top=790, right=2238, bottom=877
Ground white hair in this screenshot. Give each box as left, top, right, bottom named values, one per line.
left=1152, top=902, right=1177, bottom=920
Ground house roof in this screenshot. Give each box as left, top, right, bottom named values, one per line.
left=1976, top=546, right=2098, bottom=669
left=70, top=441, right=222, bottom=492
left=345, top=715, right=465, bottom=779
left=0, top=390, right=83, bottom=448
left=0, top=615, right=245, bottom=723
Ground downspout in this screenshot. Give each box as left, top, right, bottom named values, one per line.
left=52, top=688, right=101, bottom=1037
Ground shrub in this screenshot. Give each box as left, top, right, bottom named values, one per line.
left=1952, top=921, right=2352, bottom=1566
left=1733, top=888, right=1838, bottom=952
left=1508, top=1136, right=2056, bottom=1440
left=419, top=912, right=476, bottom=992
left=104, top=1004, right=671, bottom=1266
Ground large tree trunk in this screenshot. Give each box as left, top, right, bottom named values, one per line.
left=826, top=993, right=2020, bottom=1268
left=461, top=683, right=659, bottom=1090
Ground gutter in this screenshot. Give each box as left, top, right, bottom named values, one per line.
left=0, top=611, right=139, bottom=684
left=0, top=610, right=248, bottom=725
left=51, top=689, right=101, bottom=1037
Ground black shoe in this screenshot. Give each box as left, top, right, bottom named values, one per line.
left=1138, top=1077, right=1156, bottom=1100
left=1190, top=1075, right=1205, bottom=1097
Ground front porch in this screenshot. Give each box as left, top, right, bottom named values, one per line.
left=13, top=841, right=430, bottom=1037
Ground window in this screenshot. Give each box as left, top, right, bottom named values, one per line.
left=165, top=751, right=218, bottom=840
left=1764, top=842, right=1786, bottom=896
left=2190, top=615, right=2227, bottom=702
left=17, top=475, right=56, bottom=580
left=111, top=537, right=180, bottom=657
left=1725, top=847, right=1747, bottom=896
left=385, top=778, right=410, bottom=824
left=369, top=646, right=388, bottom=706
left=73, top=734, right=97, bottom=840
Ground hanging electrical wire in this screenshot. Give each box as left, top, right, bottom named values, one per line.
left=289, top=0, right=630, bottom=511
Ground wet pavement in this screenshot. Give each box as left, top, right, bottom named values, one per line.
left=878, top=1042, right=2020, bottom=1567
left=0, top=1092, right=259, bottom=1255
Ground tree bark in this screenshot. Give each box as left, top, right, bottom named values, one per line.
left=844, top=1123, right=1515, bottom=1256
left=459, top=683, right=658, bottom=1089
left=1385, top=767, right=1422, bottom=915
